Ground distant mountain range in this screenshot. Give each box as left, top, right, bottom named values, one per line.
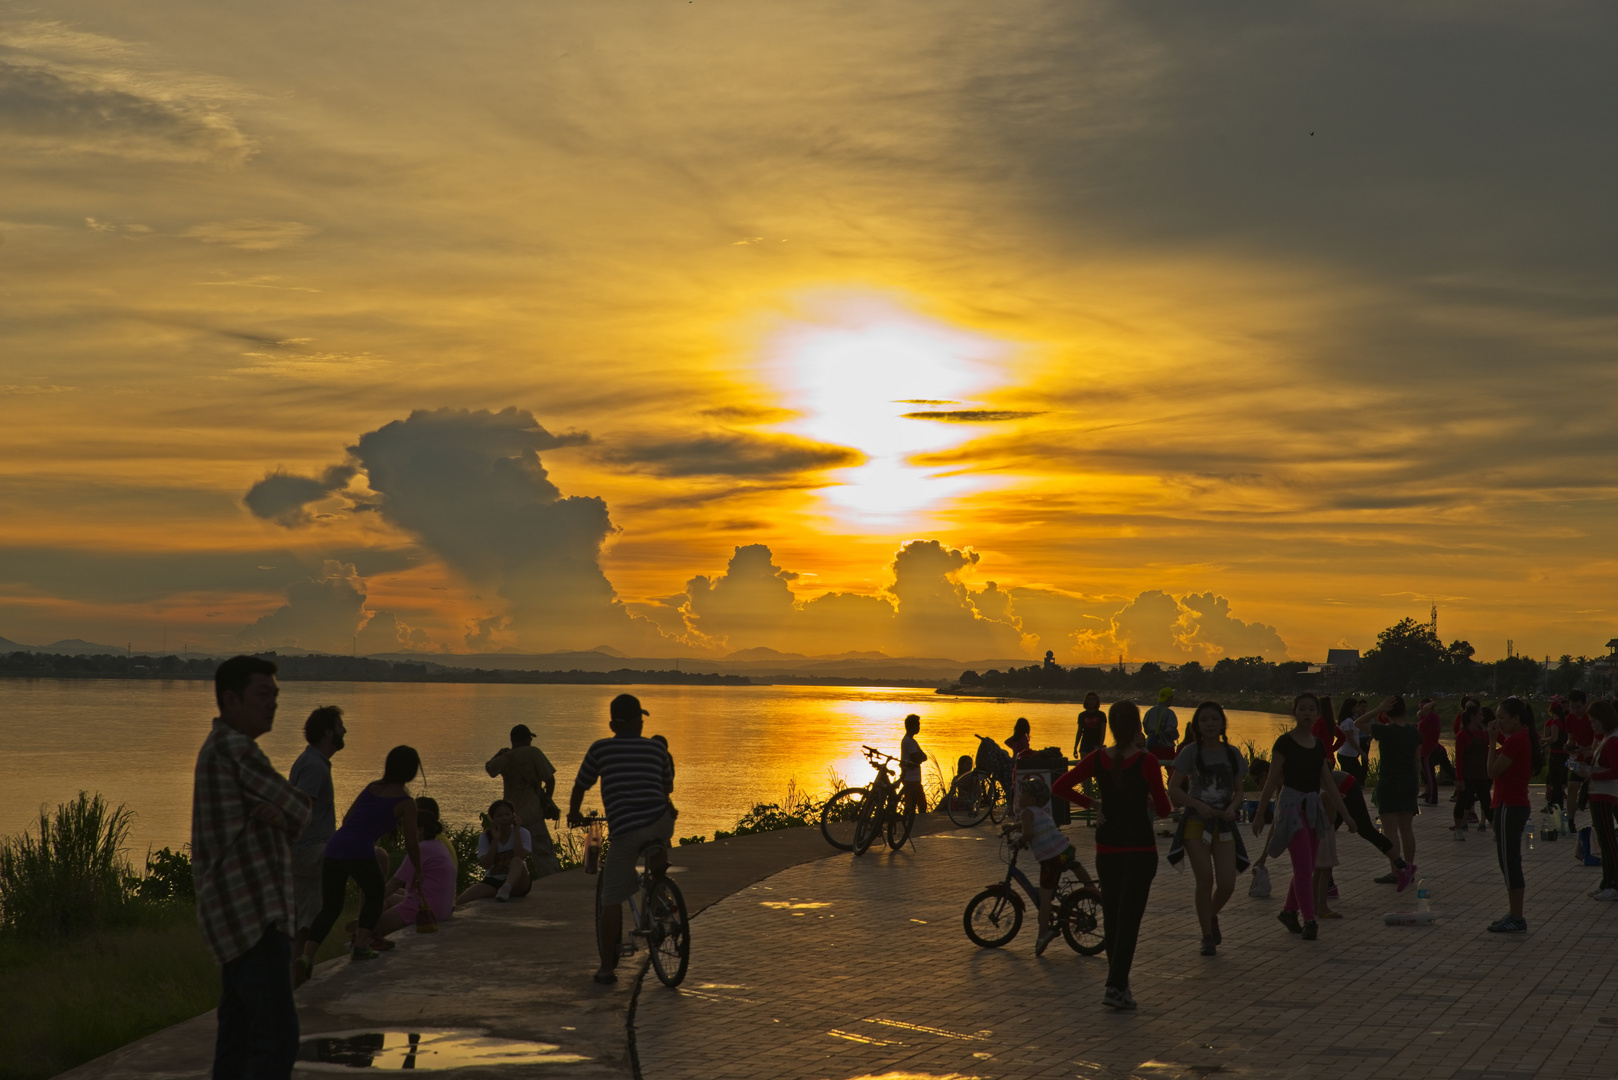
left=0, top=636, right=138, bottom=656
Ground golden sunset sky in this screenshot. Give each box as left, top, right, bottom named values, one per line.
left=3, top=2, right=1616, bottom=664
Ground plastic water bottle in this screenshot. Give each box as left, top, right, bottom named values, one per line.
left=1543, top=809, right=1559, bottom=842
left=1416, top=877, right=1431, bottom=913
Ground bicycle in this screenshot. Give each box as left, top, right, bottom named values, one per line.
left=961, top=829, right=1104, bottom=955
left=819, top=746, right=916, bottom=855
left=944, top=734, right=1012, bottom=828
left=578, top=814, right=690, bottom=987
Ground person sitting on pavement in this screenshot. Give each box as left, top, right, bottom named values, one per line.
left=457, top=799, right=532, bottom=905
left=567, top=693, right=674, bottom=985
left=486, top=724, right=562, bottom=876
left=371, top=797, right=456, bottom=939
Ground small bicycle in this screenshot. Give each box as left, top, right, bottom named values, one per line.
left=819, top=746, right=916, bottom=855
left=944, top=734, right=1012, bottom=828
left=578, top=814, right=690, bottom=987
left=962, top=830, right=1105, bottom=955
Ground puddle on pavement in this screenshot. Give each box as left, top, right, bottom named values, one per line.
left=296, top=1029, right=587, bottom=1071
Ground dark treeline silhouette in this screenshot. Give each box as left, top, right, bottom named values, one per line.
left=0, top=651, right=750, bottom=686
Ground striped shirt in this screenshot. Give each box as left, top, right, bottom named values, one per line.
left=575, top=734, right=673, bottom=833
left=191, top=720, right=311, bottom=965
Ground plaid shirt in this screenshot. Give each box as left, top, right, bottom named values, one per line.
left=191, top=720, right=311, bottom=965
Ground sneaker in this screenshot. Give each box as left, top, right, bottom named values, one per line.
left=350, top=945, right=380, bottom=961
left=495, top=881, right=513, bottom=903
left=1102, top=986, right=1136, bottom=1010
left=1301, top=920, right=1318, bottom=941
left=1211, top=914, right=1222, bottom=945
left=1396, top=863, right=1417, bottom=893
left=1200, top=936, right=1216, bottom=956
left=1593, top=889, right=1618, bottom=901
left=1277, top=910, right=1303, bottom=934
left=1451, top=827, right=1467, bottom=842
left=1035, top=929, right=1058, bottom=956
left=1487, top=915, right=1527, bottom=934
left=1123, top=987, right=1137, bottom=1009
left=1589, top=887, right=1604, bottom=898
left=1374, top=872, right=1399, bottom=885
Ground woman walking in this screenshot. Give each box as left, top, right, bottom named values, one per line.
left=1572, top=700, right=1618, bottom=901
left=298, top=745, right=423, bottom=975
left=1252, top=694, right=1356, bottom=941
left=1053, top=701, right=1174, bottom=1010
left=1166, top=702, right=1249, bottom=956
left=1356, top=696, right=1422, bottom=888
left=1486, top=698, right=1539, bottom=933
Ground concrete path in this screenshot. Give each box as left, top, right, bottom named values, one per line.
left=637, top=797, right=1618, bottom=1080
left=56, top=816, right=961, bottom=1079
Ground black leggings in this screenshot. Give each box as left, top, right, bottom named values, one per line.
left=1341, top=783, right=1395, bottom=858
left=1592, top=801, right=1618, bottom=891
left=1095, top=851, right=1157, bottom=992
left=307, top=856, right=385, bottom=944
left=1454, top=782, right=1494, bottom=827
left=1495, top=805, right=1529, bottom=891
left=1545, top=755, right=1568, bottom=808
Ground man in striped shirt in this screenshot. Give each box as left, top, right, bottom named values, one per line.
left=192, top=655, right=312, bottom=1079
left=568, top=693, right=674, bottom=984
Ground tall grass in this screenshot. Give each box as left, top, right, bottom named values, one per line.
left=0, top=793, right=136, bottom=937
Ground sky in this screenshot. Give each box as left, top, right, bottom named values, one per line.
left=3, top=1, right=1617, bottom=665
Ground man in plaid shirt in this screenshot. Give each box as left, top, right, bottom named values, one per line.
left=192, top=656, right=311, bottom=1079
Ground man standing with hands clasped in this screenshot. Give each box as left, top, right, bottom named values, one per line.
left=487, top=723, right=562, bottom=876
left=192, top=656, right=312, bottom=1079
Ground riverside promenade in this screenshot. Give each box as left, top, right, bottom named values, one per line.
left=64, top=797, right=1615, bottom=1079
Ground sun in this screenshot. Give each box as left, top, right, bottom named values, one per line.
left=763, top=296, right=1016, bottom=524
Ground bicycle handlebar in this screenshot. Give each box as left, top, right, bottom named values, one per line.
left=861, top=745, right=899, bottom=763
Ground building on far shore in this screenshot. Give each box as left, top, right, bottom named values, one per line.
left=1323, top=649, right=1359, bottom=691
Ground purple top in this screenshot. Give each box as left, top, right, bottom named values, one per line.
left=324, top=785, right=408, bottom=859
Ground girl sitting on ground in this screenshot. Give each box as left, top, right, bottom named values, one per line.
left=457, top=799, right=534, bottom=905
left=368, top=797, right=456, bottom=941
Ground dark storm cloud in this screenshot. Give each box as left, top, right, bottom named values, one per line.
left=243, top=464, right=358, bottom=527
left=597, top=431, right=861, bottom=478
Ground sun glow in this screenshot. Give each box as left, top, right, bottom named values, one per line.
left=764, top=298, right=1016, bottom=525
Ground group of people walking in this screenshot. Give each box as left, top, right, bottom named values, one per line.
left=190, top=655, right=674, bottom=1078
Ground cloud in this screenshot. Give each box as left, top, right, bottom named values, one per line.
left=899, top=410, right=1046, bottom=422
left=183, top=219, right=318, bottom=251
left=243, top=463, right=357, bottom=527
left=0, top=25, right=253, bottom=164
left=1072, top=589, right=1289, bottom=664
left=597, top=431, right=860, bottom=478
left=237, top=560, right=424, bottom=654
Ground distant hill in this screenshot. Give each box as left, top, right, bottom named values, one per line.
left=0, top=636, right=134, bottom=656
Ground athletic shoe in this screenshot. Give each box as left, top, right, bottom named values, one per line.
left=1102, top=986, right=1136, bottom=1010
left=1593, top=889, right=1618, bottom=901
left=1301, top=920, right=1319, bottom=941
left=350, top=946, right=380, bottom=961
left=1396, top=863, right=1417, bottom=893
left=1451, top=827, right=1467, bottom=842
left=1487, top=915, right=1527, bottom=933
left=1374, top=872, right=1399, bottom=885
left=1589, top=887, right=1603, bottom=898
left=495, top=882, right=513, bottom=903
left=1123, top=987, right=1137, bottom=1009
left=1277, top=910, right=1303, bottom=934
left=1034, top=928, right=1058, bottom=956
left=1211, top=914, right=1222, bottom=945
left=1200, top=936, right=1216, bottom=956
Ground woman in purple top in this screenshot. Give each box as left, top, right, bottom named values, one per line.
left=297, top=746, right=422, bottom=973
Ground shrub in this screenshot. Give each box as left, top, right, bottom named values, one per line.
left=0, top=793, right=135, bottom=937
left=135, top=847, right=194, bottom=904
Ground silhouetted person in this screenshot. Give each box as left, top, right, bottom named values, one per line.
left=290, top=705, right=346, bottom=953
left=487, top=723, right=562, bottom=876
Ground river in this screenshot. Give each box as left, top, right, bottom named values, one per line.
left=0, top=680, right=1293, bottom=856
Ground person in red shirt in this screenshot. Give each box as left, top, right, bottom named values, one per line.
left=1485, top=697, right=1537, bottom=933
left=1053, top=701, right=1173, bottom=1012
left=1416, top=699, right=1443, bottom=805
left=1564, top=691, right=1595, bottom=834
left=1452, top=708, right=1493, bottom=837
left=1571, top=701, right=1618, bottom=899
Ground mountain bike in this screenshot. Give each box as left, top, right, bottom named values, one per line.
left=961, top=830, right=1104, bottom=955
left=945, top=735, right=1012, bottom=827
left=579, top=814, right=690, bottom=987
left=819, top=746, right=915, bottom=855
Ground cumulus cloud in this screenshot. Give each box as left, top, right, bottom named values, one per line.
left=183, top=219, right=318, bottom=251
left=1072, top=589, right=1289, bottom=664
left=596, top=431, right=859, bottom=478
left=0, top=23, right=253, bottom=164
left=243, top=463, right=357, bottom=527
left=238, top=560, right=423, bottom=654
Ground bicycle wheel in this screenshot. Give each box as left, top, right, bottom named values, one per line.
left=885, top=795, right=916, bottom=849
left=962, top=886, right=1023, bottom=948
left=647, top=876, right=690, bottom=987
left=986, top=777, right=1010, bottom=824
left=1058, top=887, right=1105, bottom=955
left=946, top=772, right=992, bottom=827
left=820, top=788, right=869, bottom=851
left=851, top=787, right=884, bottom=856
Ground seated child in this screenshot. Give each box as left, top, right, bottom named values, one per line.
left=371, top=797, right=457, bottom=939
left=1014, top=774, right=1097, bottom=957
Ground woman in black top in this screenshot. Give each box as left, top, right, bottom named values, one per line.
left=1074, top=692, right=1108, bottom=758
left=1252, top=694, right=1355, bottom=941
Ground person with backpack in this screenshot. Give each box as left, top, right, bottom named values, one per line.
left=1142, top=688, right=1179, bottom=768
left=1165, top=702, right=1249, bottom=956
left=1486, top=697, right=1541, bottom=933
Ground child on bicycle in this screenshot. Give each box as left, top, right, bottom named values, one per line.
left=900, top=714, right=929, bottom=814
left=1014, top=773, right=1097, bottom=956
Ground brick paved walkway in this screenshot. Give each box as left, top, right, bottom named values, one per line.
left=636, top=797, right=1618, bottom=1080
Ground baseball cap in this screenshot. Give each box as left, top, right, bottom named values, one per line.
left=1158, top=687, right=1175, bottom=703
left=609, top=693, right=649, bottom=722
left=510, top=724, right=535, bottom=741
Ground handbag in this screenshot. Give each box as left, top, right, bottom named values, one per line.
left=415, top=894, right=439, bottom=933
left=1248, top=862, right=1271, bottom=898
